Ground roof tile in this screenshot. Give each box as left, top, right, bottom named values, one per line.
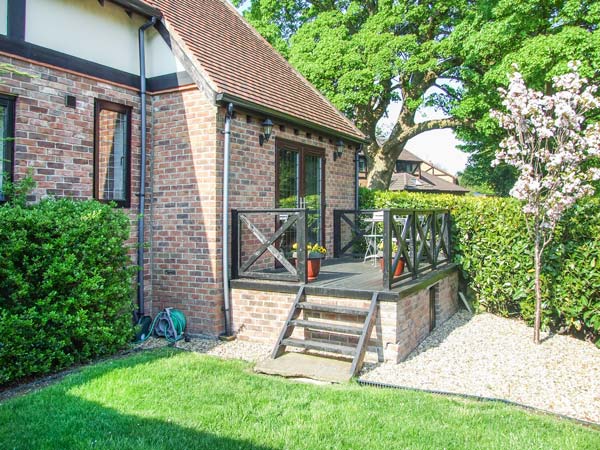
left=144, top=0, right=365, bottom=141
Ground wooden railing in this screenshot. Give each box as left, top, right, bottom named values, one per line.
left=231, top=208, right=307, bottom=283
left=334, top=208, right=452, bottom=289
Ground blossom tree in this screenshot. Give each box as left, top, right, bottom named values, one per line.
left=491, top=62, right=600, bottom=344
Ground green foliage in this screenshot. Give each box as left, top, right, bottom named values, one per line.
left=360, top=189, right=600, bottom=344
left=452, top=0, right=600, bottom=195
left=0, top=199, right=135, bottom=384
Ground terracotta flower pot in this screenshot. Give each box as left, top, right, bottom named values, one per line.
left=307, top=258, right=321, bottom=281
left=380, top=258, right=405, bottom=277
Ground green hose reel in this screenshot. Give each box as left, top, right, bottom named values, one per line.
left=138, top=308, right=187, bottom=343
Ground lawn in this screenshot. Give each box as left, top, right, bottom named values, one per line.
left=0, top=349, right=597, bottom=450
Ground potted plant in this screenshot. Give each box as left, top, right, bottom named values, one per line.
left=377, top=241, right=405, bottom=277
left=292, top=242, right=327, bottom=281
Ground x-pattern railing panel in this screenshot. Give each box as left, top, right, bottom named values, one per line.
left=232, top=208, right=307, bottom=283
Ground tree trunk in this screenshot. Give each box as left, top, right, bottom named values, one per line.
left=366, top=137, right=410, bottom=190
left=366, top=150, right=396, bottom=190
left=533, top=234, right=542, bottom=345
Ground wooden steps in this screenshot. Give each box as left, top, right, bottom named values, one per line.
left=297, top=302, right=368, bottom=316
left=289, top=319, right=363, bottom=335
left=281, top=338, right=356, bottom=356
left=270, top=286, right=379, bottom=379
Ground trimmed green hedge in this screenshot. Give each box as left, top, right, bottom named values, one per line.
left=0, top=199, right=135, bottom=384
left=361, top=188, right=600, bottom=344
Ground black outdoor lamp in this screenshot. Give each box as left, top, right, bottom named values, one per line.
left=333, top=139, right=344, bottom=161
left=259, top=118, right=273, bottom=146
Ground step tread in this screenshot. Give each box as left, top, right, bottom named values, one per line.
left=282, top=338, right=357, bottom=356
left=298, top=302, right=368, bottom=316
left=290, top=319, right=363, bottom=335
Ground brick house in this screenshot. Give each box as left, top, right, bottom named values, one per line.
left=0, top=0, right=367, bottom=336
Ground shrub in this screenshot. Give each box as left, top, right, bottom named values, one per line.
left=361, top=188, right=600, bottom=344
left=0, top=199, right=135, bottom=384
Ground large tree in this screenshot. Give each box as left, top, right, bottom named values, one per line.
left=236, top=0, right=469, bottom=189
left=236, top=0, right=600, bottom=192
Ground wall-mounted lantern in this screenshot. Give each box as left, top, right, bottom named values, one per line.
left=259, top=118, right=273, bottom=146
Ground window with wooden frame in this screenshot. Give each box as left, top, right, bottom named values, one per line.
left=0, top=94, right=16, bottom=203
left=94, top=99, right=131, bottom=207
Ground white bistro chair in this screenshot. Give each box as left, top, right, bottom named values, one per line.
left=363, top=211, right=384, bottom=263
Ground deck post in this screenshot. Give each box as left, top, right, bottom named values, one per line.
left=430, top=211, right=437, bottom=270
left=411, top=210, right=418, bottom=280
left=297, top=209, right=307, bottom=283
left=383, top=209, right=392, bottom=290
left=333, top=210, right=341, bottom=258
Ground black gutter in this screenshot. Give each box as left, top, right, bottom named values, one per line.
left=135, top=15, right=158, bottom=321
left=215, top=93, right=368, bottom=145
left=109, top=0, right=162, bottom=18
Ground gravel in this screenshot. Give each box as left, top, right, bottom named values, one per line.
left=138, top=311, right=600, bottom=424
left=360, top=310, right=600, bottom=424
left=137, top=336, right=271, bottom=363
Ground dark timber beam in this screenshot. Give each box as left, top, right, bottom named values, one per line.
left=7, top=0, right=26, bottom=41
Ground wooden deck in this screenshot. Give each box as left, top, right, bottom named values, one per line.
left=230, top=257, right=456, bottom=301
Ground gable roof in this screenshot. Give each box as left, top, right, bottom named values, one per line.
left=389, top=172, right=469, bottom=194
left=398, top=149, right=423, bottom=163
left=143, top=0, right=366, bottom=143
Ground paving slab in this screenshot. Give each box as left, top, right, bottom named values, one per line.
left=254, top=352, right=352, bottom=383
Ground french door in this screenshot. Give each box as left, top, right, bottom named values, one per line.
left=276, top=139, right=325, bottom=250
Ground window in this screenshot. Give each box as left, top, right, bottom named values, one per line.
left=358, top=155, right=367, bottom=173
left=0, top=94, right=16, bottom=202
left=94, top=99, right=131, bottom=207
left=396, top=161, right=419, bottom=174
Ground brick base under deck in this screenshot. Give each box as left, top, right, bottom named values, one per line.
left=231, top=266, right=459, bottom=363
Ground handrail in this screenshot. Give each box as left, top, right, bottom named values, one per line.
left=334, top=208, right=451, bottom=289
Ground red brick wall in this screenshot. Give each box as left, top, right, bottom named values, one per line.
left=0, top=54, right=359, bottom=337
left=231, top=270, right=460, bottom=362
left=148, top=88, right=223, bottom=335
left=223, top=108, right=356, bottom=256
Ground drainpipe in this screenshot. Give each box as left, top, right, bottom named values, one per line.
left=222, top=102, right=234, bottom=336
left=354, top=146, right=361, bottom=212
left=136, top=15, right=158, bottom=321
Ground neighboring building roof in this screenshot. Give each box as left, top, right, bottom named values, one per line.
left=397, top=149, right=423, bottom=163
left=389, top=172, right=469, bottom=194
left=143, top=0, right=366, bottom=142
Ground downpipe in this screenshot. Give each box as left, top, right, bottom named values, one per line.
left=136, top=15, right=158, bottom=322
left=221, top=103, right=234, bottom=336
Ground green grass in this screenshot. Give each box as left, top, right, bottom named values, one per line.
left=0, top=349, right=598, bottom=449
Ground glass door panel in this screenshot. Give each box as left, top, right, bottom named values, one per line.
left=276, top=143, right=324, bottom=260
left=277, top=147, right=300, bottom=254
left=304, top=153, right=322, bottom=245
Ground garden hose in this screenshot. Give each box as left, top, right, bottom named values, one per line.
left=137, top=308, right=187, bottom=343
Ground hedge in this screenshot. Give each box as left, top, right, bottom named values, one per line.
left=0, top=199, right=135, bottom=384
left=361, top=188, right=600, bottom=344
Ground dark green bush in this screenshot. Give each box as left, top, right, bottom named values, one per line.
left=361, top=188, right=600, bottom=344
left=0, top=199, right=135, bottom=384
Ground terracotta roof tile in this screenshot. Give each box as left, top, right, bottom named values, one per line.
left=143, top=0, right=365, bottom=141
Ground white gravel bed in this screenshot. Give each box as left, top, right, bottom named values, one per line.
left=360, top=310, right=600, bottom=424
left=137, top=336, right=271, bottom=362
